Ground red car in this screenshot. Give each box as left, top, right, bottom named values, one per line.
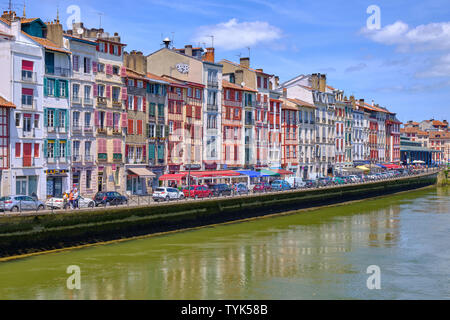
left=253, top=182, right=272, bottom=193
left=183, top=185, right=212, bottom=199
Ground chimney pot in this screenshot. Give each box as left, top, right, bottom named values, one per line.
left=240, top=57, right=250, bottom=68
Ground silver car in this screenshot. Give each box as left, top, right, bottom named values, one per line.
left=152, top=187, right=185, bottom=202
left=0, top=195, right=46, bottom=212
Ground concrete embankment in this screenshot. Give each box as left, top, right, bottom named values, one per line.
left=0, top=172, right=438, bottom=259
left=437, top=169, right=449, bottom=186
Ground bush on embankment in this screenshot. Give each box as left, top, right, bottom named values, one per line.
left=0, top=173, right=437, bottom=258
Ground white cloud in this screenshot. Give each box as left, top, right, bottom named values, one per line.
left=416, top=53, right=450, bottom=77
left=192, top=18, right=282, bottom=50
left=361, top=21, right=450, bottom=51
left=345, top=63, right=367, bottom=73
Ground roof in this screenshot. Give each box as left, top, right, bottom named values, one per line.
left=286, top=98, right=316, bottom=108
left=126, top=68, right=147, bottom=80
left=63, top=34, right=97, bottom=46
left=222, top=80, right=257, bottom=92
left=25, top=33, right=71, bottom=54
left=0, top=17, right=11, bottom=25
left=0, top=95, right=16, bottom=108
left=428, top=131, right=450, bottom=140
left=146, top=72, right=169, bottom=84
left=161, top=75, right=204, bottom=88
left=220, top=59, right=274, bottom=77
left=432, top=120, right=447, bottom=127
left=20, top=18, right=39, bottom=24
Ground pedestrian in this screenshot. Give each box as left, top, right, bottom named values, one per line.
left=63, top=192, right=69, bottom=209
left=73, top=188, right=79, bottom=209
left=69, top=190, right=74, bottom=209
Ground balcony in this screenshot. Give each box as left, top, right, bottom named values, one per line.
left=207, top=104, right=218, bottom=112
left=72, top=96, right=82, bottom=104
left=46, top=66, right=70, bottom=77
left=46, top=126, right=56, bottom=133
left=245, top=119, right=254, bottom=126
left=72, top=155, right=82, bottom=163
left=207, top=80, right=219, bottom=88
left=21, top=71, right=37, bottom=83
left=72, top=125, right=82, bottom=133
left=85, top=155, right=94, bottom=163
left=113, top=153, right=122, bottom=162
left=83, top=126, right=93, bottom=134
left=112, top=128, right=122, bottom=135
left=84, top=98, right=94, bottom=105
left=22, top=98, right=37, bottom=109
left=112, top=100, right=122, bottom=108
left=98, top=153, right=107, bottom=162
left=97, top=127, right=107, bottom=134
left=97, top=96, right=107, bottom=105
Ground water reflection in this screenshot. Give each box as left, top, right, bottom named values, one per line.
left=0, top=187, right=448, bottom=300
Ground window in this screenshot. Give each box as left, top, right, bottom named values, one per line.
left=15, top=113, right=21, bottom=127
left=98, top=63, right=105, bottom=73
left=73, top=141, right=81, bottom=156
left=137, top=80, right=143, bottom=88
left=137, top=96, right=143, bottom=111
left=158, top=104, right=164, bottom=117
left=22, top=60, right=34, bottom=79
left=136, top=147, right=143, bottom=161
left=235, top=91, right=239, bottom=101
left=99, top=42, right=106, bottom=53
left=59, top=80, right=67, bottom=97
left=46, top=79, right=55, bottom=96
left=128, top=95, right=134, bottom=110
left=86, top=170, right=91, bottom=189
left=128, top=79, right=134, bottom=87
left=73, top=111, right=80, bottom=128
left=98, top=84, right=105, bottom=97
left=149, top=123, right=155, bottom=138
left=73, top=84, right=80, bottom=98
left=195, top=89, right=201, bottom=99
left=58, top=110, right=65, bottom=128
left=47, top=141, right=54, bottom=158
left=112, top=87, right=120, bottom=101
left=83, top=57, right=91, bottom=73
left=34, top=114, right=39, bottom=129
left=47, top=109, right=54, bottom=127
left=84, top=85, right=91, bottom=99
left=85, top=141, right=92, bottom=156
left=59, top=141, right=66, bottom=158
left=113, top=66, right=119, bottom=75
left=22, top=88, right=33, bottom=106
left=159, top=124, right=165, bottom=138
left=84, top=112, right=91, bottom=127
left=226, top=90, right=230, bottom=100
left=187, top=87, right=192, bottom=97
left=113, top=113, right=120, bottom=131
left=169, top=121, right=173, bottom=134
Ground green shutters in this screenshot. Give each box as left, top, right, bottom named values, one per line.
left=65, top=109, right=69, bottom=130
left=149, top=103, right=156, bottom=116
left=155, top=125, right=161, bottom=138
left=44, top=109, right=48, bottom=127
left=44, top=140, right=48, bottom=158
left=158, top=104, right=164, bottom=117
left=157, top=145, right=164, bottom=160
left=54, top=140, right=60, bottom=158
left=66, top=140, right=71, bottom=158
left=55, top=109, right=60, bottom=127
left=149, top=144, right=155, bottom=160
left=55, top=80, right=60, bottom=98
left=44, top=78, right=48, bottom=96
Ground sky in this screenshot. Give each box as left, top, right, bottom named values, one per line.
left=10, top=0, right=450, bottom=123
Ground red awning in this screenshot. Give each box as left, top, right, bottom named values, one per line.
left=273, top=169, right=294, bottom=175
left=383, top=164, right=402, bottom=169
left=159, top=173, right=187, bottom=181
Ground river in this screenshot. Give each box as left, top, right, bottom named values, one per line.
left=0, top=186, right=448, bottom=300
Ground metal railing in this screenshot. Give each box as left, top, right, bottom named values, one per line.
left=22, top=71, right=37, bottom=83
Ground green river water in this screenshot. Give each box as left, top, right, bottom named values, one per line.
left=0, top=186, right=449, bottom=300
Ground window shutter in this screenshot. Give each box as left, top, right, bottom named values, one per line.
left=110, top=44, right=114, bottom=54
left=118, top=46, right=122, bottom=56
left=106, top=85, right=111, bottom=98
left=125, top=144, right=129, bottom=157
left=15, top=143, right=21, bottom=157
left=94, top=111, right=99, bottom=127
left=128, top=119, right=133, bottom=134
left=121, top=113, right=128, bottom=128
left=143, top=97, right=146, bottom=112
left=134, top=96, right=138, bottom=111
left=106, top=112, right=113, bottom=127
left=121, top=87, right=127, bottom=100
left=44, top=140, right=48, bottom=158
left=44, top=109, right=48, bottom=127
left=149, top=144, right=155, bottom=160
left=86, top=58, right=91, bottom=73
left=92, top=61, right=97, bottom=73
left=55, top=80, right=60, bottom=98
left=120, top=66, right=127, bottom=77
left=73, top=55, right=79, bottom=71
left=34, top=143, right=39, bottom=158
left=65, top=110, right=69, bottom=130
left=137, top=120, right=142, bottom=135
left=44, top=78, right=48, bottom=96
left=93, top=84, right=98, bottom=97
left=55, top=140, right=60, bottom=158
left=66, top=140, right=71, bottom=158
left=55, top=110, right=60, bottom=127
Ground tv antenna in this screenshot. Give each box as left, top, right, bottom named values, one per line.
left=207, top=35, right=214, bottom=48
left=96, top=12, right=103, bottom=29
left=247, top=47, right=251, bottom=59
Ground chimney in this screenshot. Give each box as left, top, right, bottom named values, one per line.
left=311, top=74, right=319, bottom=90
left=283, top=88, right=287, bottom=99
left=1, top=10, right=16, bottom=22
left=202, top=47, right=215, bottom=63
left=274, top=76, right=279, bottom=88
left=256, top=68, right=263, bottom=72
left=319, top=74, right=326, bottom=92
left=124, top=50, right=146, bottom=74
left=240, top=57, right=250, bottom=68
left=184, top=45, right=193, bottom=56
left=359, top=99, right=365, bottom=106
left=372, top=99, right=375, bottom=106
left=235, top=70, right=244, bottom=86
left=45, top=20, right=63, bottom=48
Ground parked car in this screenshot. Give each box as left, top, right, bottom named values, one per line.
left=271, top=180, right=291, bottom=191
left=46, top=196, right=95, bottom=210
left=152, top=187, right=185, bottom=202
left=0, top=195, right=46, bottom=212
left=183, top=185, right=212, bottom=199
left=209, top=184, right=233, bottom=197
left=317, top=177, right=332, bottom=186
left=304, top=180, right=316, bottom=188
left=332, top=177, right=346, bottom=185
left=94, top=192, right=128, bottom=206
left=233, top=183, right=250, bottom=195
left=253, top=182, right=272, bottom=193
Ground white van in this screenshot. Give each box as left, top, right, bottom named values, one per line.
left=285, top=177, right=306, bottom=188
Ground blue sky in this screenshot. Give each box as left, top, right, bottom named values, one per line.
left=16, top=0, right=450, bottom=122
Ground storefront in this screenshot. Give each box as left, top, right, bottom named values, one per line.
left=126, top=167, right=155, bottom=195
left=45, top=169, right=68, bottom=198
left=15, top=175, right=38, bottom=197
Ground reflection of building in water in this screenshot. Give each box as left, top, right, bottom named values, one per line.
left=368, top=204, right=401, bottom=247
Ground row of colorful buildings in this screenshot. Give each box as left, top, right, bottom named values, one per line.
left=0, top=11, right=439, bottom=199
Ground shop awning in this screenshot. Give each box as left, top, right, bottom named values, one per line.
left=159, top=173, right=187, bottom=181
left=236, top=170, right=261, bottom=178
left=273, top=169, right=294, bottom=175
left=128, top=168, right=156, bottom=177
left=376, top=164, right=386, bottom=168
left=260, top=169, right=280, bottom=177
left=356, top=165, right=370, bottom=171
left=383, top=164, right=402, bottom=169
